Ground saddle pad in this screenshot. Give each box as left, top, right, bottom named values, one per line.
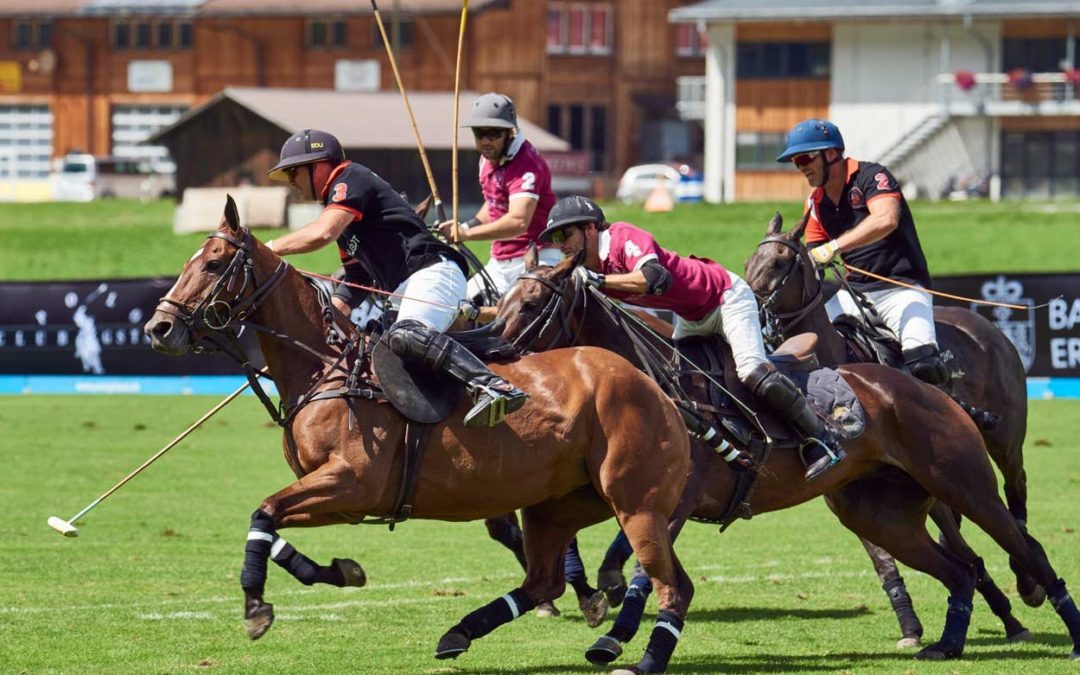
left=790, top=367, right=866, bottom=440
left=371, top=338, right=462, bottom=424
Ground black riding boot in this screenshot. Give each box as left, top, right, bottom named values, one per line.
left=903, top=344, right=950, bottom=388
left=746, top=363, right=846, bottom=481
left=386, top=320, right=528, bottom=428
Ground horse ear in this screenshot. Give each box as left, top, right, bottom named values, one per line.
left=790, top=210, right=811, bottom=241
left=524, top=243, right=539, bottom=272
left=223, top=194, right=240, bottom=232
left=552, top=253, right=577, bottom=279
left=414, top=193, right=433, bottom=220
left=767, top=211, right=783, bottom=235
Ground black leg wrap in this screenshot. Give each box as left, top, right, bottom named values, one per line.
left=637, top=609, right=684, bottom=674
left=884, top=576, right=923, bottom=639
left=487, top=518, right=527, bottom=570
left=240, top=509, right=275, bottom=594
left=609, top=574, right=653, bottom=643
left=1048, top=580, right=1080, bottom=648
left=972, top=558, right=1015, bottom=624
left=940, top=596, right=973, bottom=649
left=270, top=539, right=346, bottom=587
left=456, top=588, right=536, bottom=640
left=565, top=538, right=594, bottom=597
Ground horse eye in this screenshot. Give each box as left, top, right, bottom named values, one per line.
left=205, top=259, right=223, bottom=273
left=522, top=301, right=538, bottom=312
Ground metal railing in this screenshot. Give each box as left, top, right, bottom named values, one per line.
left=937, top=71, right=1080, bottom=115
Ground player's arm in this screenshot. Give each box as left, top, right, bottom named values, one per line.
left=267, top=208, right=354, bottom=255
left=457, top=195, right=536, bottom=241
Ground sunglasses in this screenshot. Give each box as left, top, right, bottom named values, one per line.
left=547, top=226, right=578, bottom=245
left=472, top=128, right=506, bottom=140
left=792, top=152, right=819, bottom=168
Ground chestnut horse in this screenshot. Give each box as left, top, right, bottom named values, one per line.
left=143, top=197, right=694, bottom=674
left=496, top=255, right=1080, bottom=664
left=744, top=212, right=1037, bottom=607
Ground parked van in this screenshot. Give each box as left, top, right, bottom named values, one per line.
left=51, top=153, right=177, bottom=202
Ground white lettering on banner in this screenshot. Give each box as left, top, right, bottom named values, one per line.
left=1050, top=338, right=1080, bottom=369
left=1048, top=298, right=1080, bottom=331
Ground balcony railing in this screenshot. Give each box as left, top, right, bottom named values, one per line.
left=936, top=71, right=1080, bottom=115
left=676, top=76, right=706, bottom=121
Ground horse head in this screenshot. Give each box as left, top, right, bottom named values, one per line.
left=144, top=195, right=287, bottom=356
left=494, top=246, right=584, bottom=352
left=744, top=211, right=818, bottom=318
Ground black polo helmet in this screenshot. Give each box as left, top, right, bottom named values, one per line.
left=267, top=129, right=345, bottom=181
left=538, top=195, right=605, bottom=243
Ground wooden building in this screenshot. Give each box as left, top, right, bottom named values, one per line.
left=0, top=0, right=706, bottom=198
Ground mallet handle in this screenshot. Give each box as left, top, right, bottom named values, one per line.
left=450, top=0, right=469, bottom=243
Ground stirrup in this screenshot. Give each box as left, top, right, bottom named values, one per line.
left=464, top=385, right=527, bottom=428
left=803, top=437, right=846, bottom=481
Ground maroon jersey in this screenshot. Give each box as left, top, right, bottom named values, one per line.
left=598, top=222, right=732, bottom=322
left=803, top=158, right=931, bottom=291
left=478, top=138, right=557, bottom=260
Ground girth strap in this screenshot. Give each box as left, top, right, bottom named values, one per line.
left=386, top=422, right=433, bottom=530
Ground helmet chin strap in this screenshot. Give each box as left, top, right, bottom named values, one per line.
left=818, top=151, right=842, bottom=187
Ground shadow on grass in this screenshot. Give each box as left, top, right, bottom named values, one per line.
left=688, top=604, right=873, bottom=623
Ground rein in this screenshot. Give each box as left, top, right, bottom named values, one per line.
left=509, top=272, right=589, bottom=353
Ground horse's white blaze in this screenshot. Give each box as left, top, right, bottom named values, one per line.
left=162, top=247, right=204, bottom=300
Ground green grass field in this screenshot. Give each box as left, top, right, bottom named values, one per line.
left=3, top=198, right=1080, bottom=673
left=2, top=396, right=1079, bottom=673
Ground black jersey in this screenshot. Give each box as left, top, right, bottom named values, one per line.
left=321, top=161, right=467, bottom=290
left=803, top=158, right=931, bottom=292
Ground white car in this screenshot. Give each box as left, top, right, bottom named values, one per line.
left=615, top=163, right=702, bottom=203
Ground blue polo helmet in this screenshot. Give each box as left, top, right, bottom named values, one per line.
left=776, top=119, right=845, bottom=163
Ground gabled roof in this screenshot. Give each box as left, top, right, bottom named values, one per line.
left=149, top=87, right=570, bottom=152
left=2, top=0, right=503, bottom=16
left=671, top=0, right=1080, bottom=22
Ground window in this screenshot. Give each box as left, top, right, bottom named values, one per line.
left=1003, top=38, right=1068, bottom=72
left=546, top=3, right=613, bottom=55
left=675, top=23, right=707, bottom=57
left=0, top=105, right=53, bottom=179
left=548, top=102, right=608, bottom=171
left=113, top=19, right=192, bottom=50
left=110, top=105, right=186, bottom=162
left=735, top=132, right=788, bottom=170
left=1001, top=130, right=1079, bottom=198
left=12, top=19, right=53, bottom=51
left=737, top=42, right=830, bottom=78
left=371, top=17, right=413, bottom=49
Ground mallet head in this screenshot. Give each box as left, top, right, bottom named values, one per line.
left=47, top=516, right=79, bottom=538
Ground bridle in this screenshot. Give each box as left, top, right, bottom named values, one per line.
left=508, top=270, right=589, bottom=353
left=754, top=234, right=824, bottom=343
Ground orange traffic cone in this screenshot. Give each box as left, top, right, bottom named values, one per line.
left=644, top=179, right=675, bottom=213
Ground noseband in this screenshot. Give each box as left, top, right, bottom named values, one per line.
left=754, top=235, right=824, bottom=336
left=509, top=272, right=588, bottom=353
left=155, top=228, right=290, bottom=339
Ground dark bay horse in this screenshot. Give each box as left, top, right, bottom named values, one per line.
left=143, top=197, right=695, bottom=674
left=495, top=255, right=1080, bottom=664
left=744, top=212, right=1038, bottom=606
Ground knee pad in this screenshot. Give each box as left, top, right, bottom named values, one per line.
left=386, top=319, right=451, bottom=369
left=744, top=363, right=799, bottom=411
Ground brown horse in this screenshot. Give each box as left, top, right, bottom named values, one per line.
left=495, top=255, right=1080, bottom=664
left=744, top=211, right=1038, bottom=605
left=143, top=197, right=694, bottom=674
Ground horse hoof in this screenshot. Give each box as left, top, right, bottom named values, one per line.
left=580, top=590, right=610, bottom=628
left=434, top=630, right=470, bottom=660
left=1020, top=583, right=1047, bottom=608
left=598, top=570, right=627, bottom=608
left=332, top=558, right=366, bottom=587
left=535, top=601, right=561, bottom=618
left=896, top=636, right=921, bottom=649
left=244, top=601, right=275, bottom=640
left=585, top=635, right=623, bottom=665
left=915, top=641, right=962, bottom=660
left=610, top=669, right=640, bottom=675
left=1007, top=629, right=1033, bottom=643
left=1071, top=648, right=1080, bottom=660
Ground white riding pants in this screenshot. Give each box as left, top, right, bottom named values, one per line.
left=825, top=285, right=937, bottom=352
left=466, top=248, right=565, bottom=300
left=671, top=272, right=769, bottom=381
left=392, top=259, right=468, bottom=332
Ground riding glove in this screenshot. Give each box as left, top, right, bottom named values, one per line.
left=809, top=240, right=840, bottom=267
left=572, top=266, right=606, bottom=289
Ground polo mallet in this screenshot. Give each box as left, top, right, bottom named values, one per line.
left=450, top=0, right=469, bottom=243
left=47, top=377, right=257, bottom=537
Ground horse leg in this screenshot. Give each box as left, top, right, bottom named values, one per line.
left=829, top=476, right=977, bottom=661
left=856, top=535, right=924, bottom=647
left=597, top=529, right=632, bottom=607
left=239, top=459, right=369, bottom=640
left=565, top=537, right=608, bottom=627
left=434, top=492, right=609, bottom=660
left=484, top=512, right=562, bottom=617
left=929, top=501, right=1031, bottom=642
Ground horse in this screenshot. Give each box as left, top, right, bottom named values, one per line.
left=495, top=253, right=1080, bottom=664
left=143, top=196, right=695, bottom=674
left=743, top=211, right=1038, bottom=607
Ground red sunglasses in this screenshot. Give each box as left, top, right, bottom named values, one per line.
left=792, top=152, right=820, bottom=168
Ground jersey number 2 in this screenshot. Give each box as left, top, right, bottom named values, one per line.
left=520, top=172, right=536, bottom=191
